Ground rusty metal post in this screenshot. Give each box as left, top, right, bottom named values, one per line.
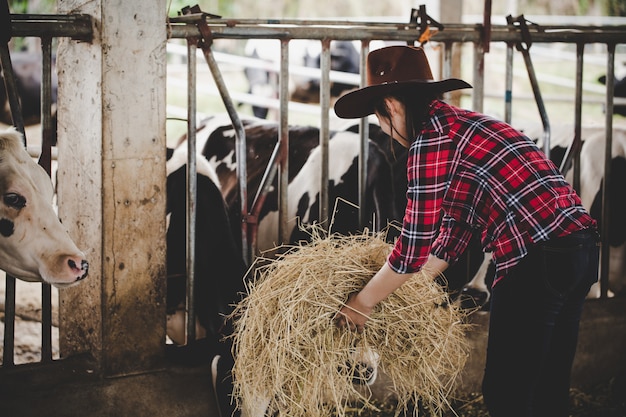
left=358, top=41, right=370, bottom=230
left=319, top=39, right=331, bottom=231
left=185, top=36, right=198, bottom=344
left=278, top=39, right=290, bottom=245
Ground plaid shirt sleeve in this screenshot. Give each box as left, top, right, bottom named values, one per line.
left=387, top=128, right=455, bottom=274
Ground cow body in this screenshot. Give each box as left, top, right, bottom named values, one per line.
left=183, top=114, right=405, bottom=254
left=165, top=144, right=247, bottom=353
left=177, top=114, right=481, bottom=300
left=0, top=128, right=87, bottom=287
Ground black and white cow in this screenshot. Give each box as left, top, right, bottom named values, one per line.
left=243, top=39, right=360, bottom=119
left=175, top=114, right=483, bottom=301
left=178, top=114, right=404, bottom=253
left=0, top=127, right=88, bottom=287
left=0, top=51, right=57, bottom=126
left=165, top=143, right=248, bottom=362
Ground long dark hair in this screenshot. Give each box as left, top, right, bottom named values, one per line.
left=373, top=90, right=440, bottom=144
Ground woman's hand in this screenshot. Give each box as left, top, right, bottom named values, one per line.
left=334, top=292, right=373, bottom=333
left=333, top=256, right=449, bottom=333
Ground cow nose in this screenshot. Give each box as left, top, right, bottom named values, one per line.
left=69, top=258, right=89, bottom=281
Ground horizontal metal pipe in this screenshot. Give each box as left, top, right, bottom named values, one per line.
left=167, top=20, right=626, bottom=44
left=10, top=14, right=93, bottom=40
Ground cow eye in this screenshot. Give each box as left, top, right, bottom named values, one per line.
left=4, top=193, right=26, bottom=209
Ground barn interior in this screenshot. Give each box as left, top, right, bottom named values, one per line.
left=1, top=1, right=625, bottom=416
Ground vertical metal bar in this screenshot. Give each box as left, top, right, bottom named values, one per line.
left=39, top=37, right=54, bottom=171
left=559, top=43, right=585, bottom=190
left=40, top=36, right=54, bottom=362
left=319, top=39, right=331, bottom=231
left=198, top=41, right=249, bottom=263
left=519, top=47, right=551, bottom=156
left=442, top=42, right=452, bottom=103
left=358, top=41, right=370, bottom=230
left=442, top=42, right=452, bottom=80
left=185, top=37, right=198, bottom=344
left=203, top=58, right=249, bottom=264
left=472, top=42, right=484, bottom=113
left=600, top=43, right=615, bottom=300
left=482, top=0, right=492, bottom=53
left=3, top=276, right=15, bottom=366
left=0, top=3, right=20, bottom=364
left=278, top=40, right=290, bottom=245
left=572, top=43, right=583, bottom=192
left=504, top=43, right=514, bottom=124
left=0, top=47, right=26, bottom=138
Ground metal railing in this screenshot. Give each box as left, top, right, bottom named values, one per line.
left=2, top=8, right=625, bottom=368
left=166, top=11, right=626, bottom=314
left=1, top=13, right=93, bottom=368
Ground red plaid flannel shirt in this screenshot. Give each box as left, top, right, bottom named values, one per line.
left=387, top=100, right=596, bottom=285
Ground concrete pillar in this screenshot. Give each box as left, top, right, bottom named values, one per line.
left=56, top=0, right=167, bottom=376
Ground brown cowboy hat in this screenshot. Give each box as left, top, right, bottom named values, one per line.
left=334, top=45, right=472, bottom=119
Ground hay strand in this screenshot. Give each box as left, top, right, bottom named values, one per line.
left=231, top=232, right=471, bottom=417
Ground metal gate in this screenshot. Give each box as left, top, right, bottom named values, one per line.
left=2, top=6, right=625, bottom=370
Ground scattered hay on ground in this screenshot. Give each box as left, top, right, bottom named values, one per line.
left=231, top=231, right=471, bottom=417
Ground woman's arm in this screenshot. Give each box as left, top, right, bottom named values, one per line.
left=335, top=254, right=449, bottom=332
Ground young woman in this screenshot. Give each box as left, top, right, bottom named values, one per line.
left=333, top=45, right=600, bottom=417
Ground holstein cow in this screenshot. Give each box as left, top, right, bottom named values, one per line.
left=0, top=127, right=88, bottom=287
left=183, top=114, right=404, bottom=254
left=178, top=114, right=484, bottom=298
left=460, top=124, right=626, bottom=307
left=164, top=143, right=248, bottom=363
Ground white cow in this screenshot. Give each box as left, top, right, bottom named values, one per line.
left=0, top=128, right=88, bottom=288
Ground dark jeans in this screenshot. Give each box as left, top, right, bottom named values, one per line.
left=482, top=228, right=600, bottom=417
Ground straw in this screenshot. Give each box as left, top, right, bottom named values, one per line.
left=230, top=231, right=471, bottom=417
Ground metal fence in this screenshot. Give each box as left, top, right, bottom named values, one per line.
left=0, top=13, right=92, bottom=368
left=2, top=8, right=625, bottom=368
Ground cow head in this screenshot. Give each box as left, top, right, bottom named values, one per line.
left=0, top=128, right=88, bottom=287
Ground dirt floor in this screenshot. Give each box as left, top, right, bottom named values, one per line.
left=2, top=275, right=623, bottom=416
left=0, top=277, right=60, bottom=364
left=344, top=378, right=626, bottom=417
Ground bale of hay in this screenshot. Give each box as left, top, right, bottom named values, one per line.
left=230, top=232, right=471, bottom=417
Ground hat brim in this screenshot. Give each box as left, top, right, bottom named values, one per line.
left=333, top=78, right=472, bottom=119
